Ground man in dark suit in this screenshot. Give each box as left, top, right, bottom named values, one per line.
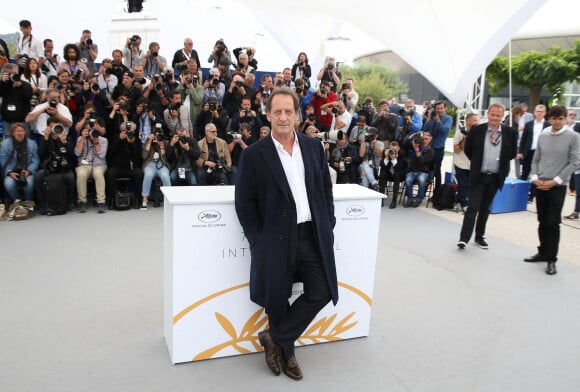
left=517, top=104, right=550, bottom=201
left=457, top=103, right=518, bottom=249
left=235, top=87, right=337, bottom=381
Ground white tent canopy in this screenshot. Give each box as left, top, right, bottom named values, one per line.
left=1, top=0, right=548, bottom=106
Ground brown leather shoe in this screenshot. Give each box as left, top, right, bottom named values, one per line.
left=282, top=356, right=303, bottom=380
left=258, top=331, right=281, bottom=376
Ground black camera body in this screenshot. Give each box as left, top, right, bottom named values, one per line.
left=178, top=135, right=188, bottom=144
left=10, top=73, right=20, bottom=82
left=400, top=108, right=414, bottom=117
left=90, top=128, right=99, bottom=139
left=411, top=132, right=424, bottom=145
left=209, top=103, right=217, bottom=112
left=235, top=80, right=244, bottom=88
left=331, top=106, right=339, bottom=115
left=49, top=99, right=58, bottom=108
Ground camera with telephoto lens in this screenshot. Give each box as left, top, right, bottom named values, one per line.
left=151, top=51, right=158, bottom=57
left=154, top=123, right=165, bottom=141
left=209, top=102, right=217, bottom=112
left=49, top=99, right=58, bottom=108
left=185, top=77, right=193, bottom=85
left=331, top=106, right=339, bottom=115
left=316, top=130, right=344, bottom=144
left=295, top=87, right=303, bottom=95
left=50, top=145, right=69, bottom=171
left=388, top=149, right=397, bottom=156
left=85, top=38, right=93, bottom=46
left=335, top=156, right=353, bottom=173
left=430, top=110, right=437, bottom=119
left=10, top=73, right=20, bottom=82
left=51, top=124, right=65, bottom=135
left=307, top=113, right=316, bottom=122
left=89, top=111, right=97, bottom=119
left=400, top=108, right=414, bottom=117
left=135, top=77, right=146, bottom=85
left=261, top=90, right=270, bottom=99
left=211, top=78, right=219, bottom=87
left=225, top=132, right=241, bottom=144
left=72, top=69, right=82, bottom=82
left=125, top=121, right=136, bottom=139
left=411, top=131, right=424, bottom=145
left=364, top=128, right=378, bottom=143
left=90, top=129, right=99, bottom=139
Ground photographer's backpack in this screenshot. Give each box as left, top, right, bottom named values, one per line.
left=44, top=173, right=68, bottom=215
left=432, top=183, right=457, bottom=211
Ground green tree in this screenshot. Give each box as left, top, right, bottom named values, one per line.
left=340, top=62, right=408, bottom=109
left=487, top=40, right=580, bottom=107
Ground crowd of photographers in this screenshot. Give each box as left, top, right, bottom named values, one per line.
left=0, top=20, right=452, bottom=216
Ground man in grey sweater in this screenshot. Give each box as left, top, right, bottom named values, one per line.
left=524, top=105, right=580, bottom=275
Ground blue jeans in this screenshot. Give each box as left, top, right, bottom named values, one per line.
left=142, top=162, right=171, bottom=197
left=574, top=173, right=580, bottom=213
left=405, top=172, right=429, bottom=200
left=454, top=165, right=470, bottom=207
left=169, top=168, right=197, bottom=186
left=358, top=162, right=378, bottom=187
left=4, top=173, right=35, bottom=201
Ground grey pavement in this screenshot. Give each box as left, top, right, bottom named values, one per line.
left=1, top=184, right=579, bottom=391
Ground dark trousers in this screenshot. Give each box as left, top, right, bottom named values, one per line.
left=535, top=185, right=566, bottom=261
left=432, top=147, right=445, bottom=190
left=105, top=166, right=144, bottom=204
left=268, top=222, right=331, bottom=360
left=378, top=169, right=402, bottom=199
left=521, top=150, right=537, bottom=200
left=454, top=165, right=470, bottom=207
left=459, top=173, right=500, bottom=243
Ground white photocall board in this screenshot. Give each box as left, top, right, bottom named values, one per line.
left=162, top=184, right=385, bottom=364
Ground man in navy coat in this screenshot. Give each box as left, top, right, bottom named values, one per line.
left=235, top=87, right=337, bottom=380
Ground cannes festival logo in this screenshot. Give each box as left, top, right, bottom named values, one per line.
left=198, top=210, right=222, bottom=223
left=346, top=205, right=365, bottom=217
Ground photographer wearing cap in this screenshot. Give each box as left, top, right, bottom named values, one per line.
left=167, top=127, right=200, bottom=186
left=77, top=30, right=98, bottom=74
left=316, top=56, right=342, bottom=93
left=196, top=96, right=229, bottom=140
left=123, top=34, right=144, bottom=69
left=372, top=99, right=399, bottom=142
left=0, top=63, right=33, bottom=138
left=105, top=120, right=143, bottom=210
left=358, top=127, right=384, bottom=191
left=196, top=123, right=231, bottom=186
left=75, top=120, right=108, bottom=213
left=141, top=42, right=167, bottom=78
left=0, top=123, right=40, bottom=202
left=35, top=117, right=76, bottom=213
left=111, top=71, right=143, bottom=114
left=402, top=131, right=434, bottom=207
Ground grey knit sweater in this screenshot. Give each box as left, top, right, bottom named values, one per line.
left=531, top=127, right=580, bottom=185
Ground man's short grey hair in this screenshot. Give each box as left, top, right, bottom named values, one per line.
left=205, top=123, right=216, bottom=132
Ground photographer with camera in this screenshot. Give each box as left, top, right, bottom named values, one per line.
left=172, top=38, right=201, bottom=76
left=223, top=73, right=249, bottom=116
left=57, top=44, right=90, bottom=83
left=123, top=34, right=144, bottom=69
left=74, top=119, right=108, bottom=213
left=41, top=39, right=59, bottom=77
left=25, top=88, right=73, bottom=153
left=140, top=125, right=171, bottom=210
left=372, top=99, right=399, bottom=142
left=291, top=52, right=312, bottom=89
left=0, top=63, right=33, bottom=138
left=196, top=96, right=229, bottom=140
left=208, top=39, right=232, bottom=69
left=131, top=64, right=150, bottom=91
left=75, top=103, right=103, bottom=140
left=76, top=30, right=98, bottom=74
left=17, top=20, right=44, bottom=67
left=140, top=42, right=167, bottom=78
left=167, top=127, right=200, bottom=186
left=233, top=49, right=256, bottom=77
left=253, top=74, right=274, bottom=126
left=203, top=68, right=226, bottom=105
left=196, top=123, right=231, bottom=186
left=300, top=104, right=322, bottom=134
left=397, top=99, right=423, bottom=140
left=348, top=115, right=368, bottom=146
left=293, top=78, right=313, bottom=117
left=0, top=123, right=40, bottom=202
left=226, top=123, right=255, bottom=185
left=422, top=100, right=452, bottom=192
left=107, top=97, right=136, bottom=137
left=316, top=56, right=342, bottom=93
left=358, top=97, right=378, bottom=126
left=111, top=71, right=143, bottom=114
left=175, top=70, right=203, bottom=138
left=35, top=117, right=76, bottom=214
left=402, top=131, right=434, bottom=207
left=378, top=141, right=405, bottom=209
left=163, top=91, right=192, bottom=136
left=331, top=131, right=360, bottom=184
left=230, top=96, right=262, bottom=139
left=80, top=75, right=111, bottom=119
left=310, top=80, right=337, bottom=132
left=321, top=100, right=351, bottom=134
left=109, top=49, right=131, bottom=83
left=281, top=68, right=293, bottom=88
left=358, top=128, right=383, bottom=191
left=105, top=120, right=143, bottom=210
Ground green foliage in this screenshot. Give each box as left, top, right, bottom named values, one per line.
left=340, top=62, right=408, bottom=108
left=486, top=40, right=579, bottom=107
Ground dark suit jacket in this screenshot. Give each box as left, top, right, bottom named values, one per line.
left=235, top=132, right=337, bottom=316
left=519, top=119, right=550, bottom=156
left=464, top=123, right=518, bottom=191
